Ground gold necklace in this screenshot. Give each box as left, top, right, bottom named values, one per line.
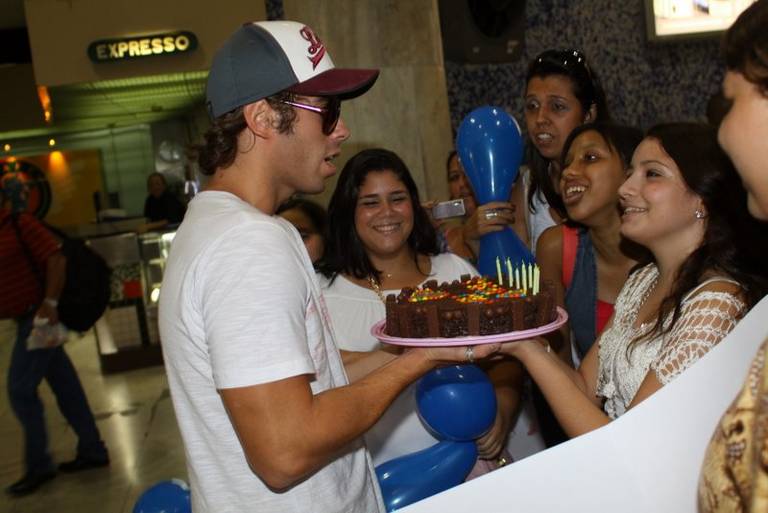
left=368, top=275, right=386, bottom=303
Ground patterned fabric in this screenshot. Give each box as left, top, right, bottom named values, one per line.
left=699, top=337, right=768, bottom=513
left=596, top=264, right=746, bottom=419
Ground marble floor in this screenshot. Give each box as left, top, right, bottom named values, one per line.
left=0, top=320, right=187, bottom=513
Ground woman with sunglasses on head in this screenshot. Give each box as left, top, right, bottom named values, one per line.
left=319, top=148, right=543, bottom=473
left=537, top=123, right=647, bottom=366
left=509, top=49, right=612, bottom=447
left=518, top=49, right=610, bottom=253
left=437, top=50, right=607, bottom=263
left=699, top=2, right=768, bottom=510
left=499, top=123, right=766, bottom=440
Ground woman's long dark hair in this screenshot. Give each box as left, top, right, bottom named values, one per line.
left=525, top=49, right=610, bottom=217
left=319, top=148, right=439, bottom=284
left=633, top=123, right=768, bottom=345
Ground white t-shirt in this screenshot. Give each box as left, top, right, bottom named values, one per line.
left=319, top=253, right=477, bottom=466
left=159, top=191, right=383, bottom=513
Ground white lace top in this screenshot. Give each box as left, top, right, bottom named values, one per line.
left=596, top=264, right=746, bottom=419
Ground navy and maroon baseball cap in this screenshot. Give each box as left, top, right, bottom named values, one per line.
left=206, top=21, right=379, bottom=119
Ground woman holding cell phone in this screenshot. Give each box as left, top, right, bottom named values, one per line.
left=437, top=150, right=526, bottom=262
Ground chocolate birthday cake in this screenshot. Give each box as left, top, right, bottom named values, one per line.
left=384, top=275, right=555, bottom=338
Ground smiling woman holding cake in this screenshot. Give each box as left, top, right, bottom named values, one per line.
left=319, top=148, right=543, bottom=469
left=502, top=123, right=767, bottom=438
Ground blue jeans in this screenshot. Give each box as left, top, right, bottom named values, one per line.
left=8, top=314, right=107, bottom=474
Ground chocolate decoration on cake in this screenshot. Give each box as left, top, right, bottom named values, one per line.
left=384, top=275, right=556, bottom=338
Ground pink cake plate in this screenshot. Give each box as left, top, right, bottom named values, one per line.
left=371, top=306, right=568, bottom=347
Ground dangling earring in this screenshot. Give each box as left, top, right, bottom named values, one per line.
left=695, top=209, right=707, bottom=219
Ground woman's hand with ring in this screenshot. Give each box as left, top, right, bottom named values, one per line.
left=463, top=201, right=516, bottom=243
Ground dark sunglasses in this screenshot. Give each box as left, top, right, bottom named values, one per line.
left=280, top=97, right=341, bottom=135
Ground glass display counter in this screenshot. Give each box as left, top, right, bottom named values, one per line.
left=86, top=229, right=175, bottom=373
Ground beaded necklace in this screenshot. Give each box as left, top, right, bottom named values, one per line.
left=368, top=276, right=386, bottom=303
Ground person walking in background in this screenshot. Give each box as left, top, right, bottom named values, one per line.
left=698, top=1, right=768, bottom=509
left=0, top=177, right=108, bottom=498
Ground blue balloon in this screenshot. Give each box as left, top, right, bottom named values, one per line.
left=376, top=441, right=478, bottom=512
left=133, top=479, right=191, bottom=513
left=416, top=365, right=496, bottom=441
left=456, top=106, right=534, bottom=275
left=456, top=106, right=523, bottom=205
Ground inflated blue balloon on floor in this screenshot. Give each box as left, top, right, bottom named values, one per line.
left=376, top=441, right=478, bottom=512
left=416, top=364, right=496, bottom=441
left=456, top=106, right=534, bottom=275
left=133, top=479, right=191, bottom=513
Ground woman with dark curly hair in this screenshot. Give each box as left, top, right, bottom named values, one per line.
left=500, top=123, right=767, bottom=440
left=319, top=148, right=543, bottom=471
left=699, top=1, right=768, bottom=510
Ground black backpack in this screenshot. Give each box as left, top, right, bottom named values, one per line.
left=11, top=215, right=112, bottom=331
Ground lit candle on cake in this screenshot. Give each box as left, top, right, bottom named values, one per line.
left=506, top=258, right=513, bottom=288
left=522, top=264, right=528, bottom=294
left=527, top=263, right=533, bottom=290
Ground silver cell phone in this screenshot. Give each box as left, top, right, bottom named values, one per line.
left=432, top=199, right=466, bottom=219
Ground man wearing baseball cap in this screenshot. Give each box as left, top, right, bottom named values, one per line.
left=159, top=21, right=500, bottom=512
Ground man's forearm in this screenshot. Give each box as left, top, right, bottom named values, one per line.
left=224, top=349, right=435, bottom=489
left=341, top=349, right=399, bottom=382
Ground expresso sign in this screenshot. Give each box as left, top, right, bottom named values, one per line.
left=88, top=31, right=197, bottom=62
